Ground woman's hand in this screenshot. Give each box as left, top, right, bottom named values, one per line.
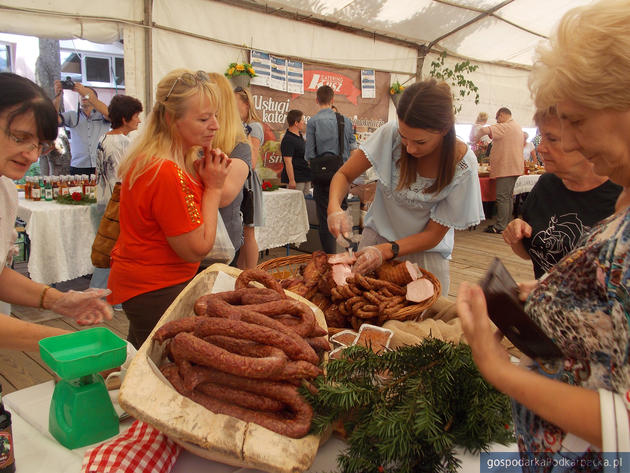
left=502, top=218, right=532, bottom=246
left=456, top=282, right=510, bottom=385
left=517, top=280, right=538, bottom=302
left=327, top=210, right=353, bottom=240
left=195, top=148, right=232, bottom=190
left=353, top=246, right=384, bottom=275
left=50, top=288, right=114, bottom=326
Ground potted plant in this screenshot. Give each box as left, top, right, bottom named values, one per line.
left=225, top=62, right=256, bottom=89
left=389, top=80, right=405, bottom=107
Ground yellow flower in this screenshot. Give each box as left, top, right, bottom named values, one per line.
left=247, top=66, right=255, bottom=74
left=390, top=87, right=396, bottom=95
left=228, top=67, right=235, bottom=76
left=236, top=64, right=245, bottom=71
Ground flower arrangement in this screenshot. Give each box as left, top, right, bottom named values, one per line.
left=389, top=81, right=405, bottom=96
left=261, top=180, right=279, bottom=192
left=225, top=62, right=256, bottom=79
left=56, top=192, right=96, bottom=205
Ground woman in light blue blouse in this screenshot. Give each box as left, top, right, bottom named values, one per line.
left=328, top=79, right=484, bottom=294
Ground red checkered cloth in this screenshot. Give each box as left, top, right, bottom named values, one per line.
left=82, top=420, right=181, bottom=473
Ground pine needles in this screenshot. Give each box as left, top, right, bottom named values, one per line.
left=300, top=338, right=514, bottom=473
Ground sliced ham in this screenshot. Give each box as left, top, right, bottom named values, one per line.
left=331, top=263, right=353, bottom=286
left=328, top=252, right=357, bottom=265
left=406, top=278, right=434, bottom=303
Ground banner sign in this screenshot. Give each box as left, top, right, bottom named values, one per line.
left=361, top=69, right=376, bottom=98
left=250, top=50, right=270, bottom=87
left=251, top=63, right=391, bottom=178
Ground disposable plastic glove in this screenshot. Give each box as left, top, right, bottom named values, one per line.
left=328, top=210, right=353, bottom=242
left=50, top=288, right=114, bottom=326
left=352, top=246, right=384, bottom=275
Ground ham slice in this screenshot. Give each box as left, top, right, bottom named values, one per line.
left=328, top=252, right=357, bottom=265
left=331, top=263, right=353, bottom=286
left=406, top=278, right=434, bottom=303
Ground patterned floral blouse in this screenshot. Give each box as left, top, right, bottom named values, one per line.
left=514, top=208, right=630, bottom=472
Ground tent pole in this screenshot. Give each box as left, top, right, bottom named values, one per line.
left=144, top=0, right=153, bottom=111
left=416, top=45, right=428, bottom=81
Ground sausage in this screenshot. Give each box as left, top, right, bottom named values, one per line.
left=195, top=317, right=318, bottom=364
left=196, top=382, right=285, bottom=412
left=189, top=382, right=313, bottom=439
left=240, top=289, right=283, bottom=305
left=235, top=269, right=287, bottom=297
left=364, top=276, right=406, bottom=295
left=202, top=299, right=319, bottom=364
left=171, top=332, right=287, bottom=378
left=306, top=336, right=331, bottom=353
left=239, top=299, right=316, bottom=337
left=153, top=316, right=199, bottom=342
left=270, top=360, right=322, bottom=381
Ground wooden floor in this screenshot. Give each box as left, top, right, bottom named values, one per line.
left=0, top=222, right=533, bottom=394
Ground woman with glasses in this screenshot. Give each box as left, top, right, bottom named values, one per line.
left=108, top=69, right=231, bottom=349
left=458, top=0, right=630, bottom=466
left=233, top=86, right=264, bottom=269
left=0, top=72, right=113, bottom=350
left=207, top=74, right=250, bottom=263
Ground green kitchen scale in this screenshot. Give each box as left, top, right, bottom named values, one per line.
left=39, top=328, right=127, bottom=449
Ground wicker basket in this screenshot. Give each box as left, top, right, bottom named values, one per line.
left=257, top=255, right=441, bottom=323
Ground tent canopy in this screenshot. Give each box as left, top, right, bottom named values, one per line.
left=0, top=0, right=596, bottom=125
left=238, top=0, right=593, bottom=68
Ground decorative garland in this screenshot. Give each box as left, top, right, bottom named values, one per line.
left=300, top=339, right=514, bottom=473
left=56, top=192, right=96, bottom=205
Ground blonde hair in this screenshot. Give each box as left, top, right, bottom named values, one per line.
left=207, top=72, right=248, bottom=153
left=475, top=112, right=488, bottom=123
left=234, top=87, right=262, bottom=124
left=118, top=68, right=219, bottom=187
left=533, top=106, right=558, bottom=128
left=529, top=0, right=630, bottom=111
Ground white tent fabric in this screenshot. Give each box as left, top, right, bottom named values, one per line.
left=0, top=0, right=596, bottom=125
left=243, top=0, right=594, bottom=68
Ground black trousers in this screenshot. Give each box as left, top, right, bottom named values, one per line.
left=122, top=280, right=190, bottom=349
left=69, top=166, right=96, bottom=176
left=313, top=182, right=347, bottom=254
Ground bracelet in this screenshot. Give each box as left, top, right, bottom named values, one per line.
left=39, top=285, right=52, bottom=310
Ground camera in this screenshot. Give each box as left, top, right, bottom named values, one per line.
left=61, top=76, right=75, bottom=90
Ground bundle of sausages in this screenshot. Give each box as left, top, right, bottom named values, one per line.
left=279, top=252, right=436, bottom=332
left=154, top=269, right=330, bottom=439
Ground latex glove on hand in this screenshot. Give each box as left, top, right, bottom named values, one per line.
left=352, top=246, right=384, bottom=275
left=328, top=210, right=353, bottom=241
left=50, top=288, right=114, bottom=326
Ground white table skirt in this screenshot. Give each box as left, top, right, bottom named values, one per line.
left=17, top=197, right=97, bottom=285
left=255, top=188, right=309, bottom=251
left=513, top=174, right=542, bottom=195
left=5, top=381, right=517, bottom=473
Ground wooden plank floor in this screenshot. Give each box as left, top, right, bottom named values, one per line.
left=0, top=223, right=533, bottom=394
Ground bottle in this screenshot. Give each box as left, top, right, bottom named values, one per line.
left=0, top=384, right=16, bottom=473
left=44, top=178, right=53, bottom=201
left=82, top=174, right=89, bottom=196
left=31, top=178, right=41, bottom=201
left=24, top=177, right=31, bottom=200
left=52, top=176, right=60, bottom=200
left=60, top=176, right=69, bottom=196
left=89, top=174, right=97, bottom=199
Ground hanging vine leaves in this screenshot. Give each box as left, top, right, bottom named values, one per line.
left=429, top=51, right=480, bottom=115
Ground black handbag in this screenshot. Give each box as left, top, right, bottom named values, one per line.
left=310, top=112, right=345, bottom=185
left=240, top=171, right=255, bottom=225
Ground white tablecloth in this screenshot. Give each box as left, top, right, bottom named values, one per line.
left=255, top=188, right=309, bottom=251
left=5, top=381, right=517, bottom=473
left=513, top=174, right=542, bottom=195
left=17, top=197, right=97, bottom=285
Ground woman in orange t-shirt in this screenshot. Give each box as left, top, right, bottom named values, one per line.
left=108, top=69, right=231, bottom=348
